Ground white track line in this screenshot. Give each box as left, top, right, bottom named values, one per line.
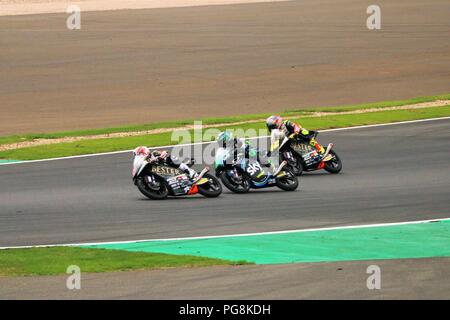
left=1, top=217, right=448, bottom=250
left=1, top=116, right=449, bottom=166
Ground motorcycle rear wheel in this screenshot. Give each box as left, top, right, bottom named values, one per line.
left=197, top=173, right=223, bottom=198
left=323, top=150, right=342, bottom=174
left=220, top=171, right=250, bottom=194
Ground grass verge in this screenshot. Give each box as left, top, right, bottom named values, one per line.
left=0, top=246, right=249, bottom=277
left=294, top=93, right=450, bottom=112
left=1, top=93, right=449, bottom=147
left=1, top=105, right=449, bottom=161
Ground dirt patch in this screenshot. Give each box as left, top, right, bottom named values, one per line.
left=1, top=100, right=448, bottom=151
left=0, top=0, right=290, bottom=16
left=1, top=1, right=449, bottom=136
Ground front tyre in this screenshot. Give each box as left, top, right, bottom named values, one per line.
left=136, top=175, right=169, bottom=200
left=275, top=168, right=299, bottom=191
left=220, top=171, right=250, bottom=193
left=197, top=173, right=223, bottom=198
left=281, top=151, right=303, bottom=176
left=323, top=150, right=342, bottom=174
left=291, top=154, right=304, bottom=176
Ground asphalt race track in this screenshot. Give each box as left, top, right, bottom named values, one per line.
left=1, top=119, right=449, bottom=248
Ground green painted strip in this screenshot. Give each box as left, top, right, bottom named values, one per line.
left=0, top=160, right=21, bottom=164
left=83, top=220, right=450, bottom=264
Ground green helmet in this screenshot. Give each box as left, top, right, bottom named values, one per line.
left=217, top=131, right=233, bottom=148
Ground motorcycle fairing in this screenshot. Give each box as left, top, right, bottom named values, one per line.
left=151, top=165, right=183, bottom=176
left=214, top=148, right=230, bottom=171
left=132, top=154, right=149, bottom=179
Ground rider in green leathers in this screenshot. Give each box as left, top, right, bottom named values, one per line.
left=216, top=131, right=274, bottom=171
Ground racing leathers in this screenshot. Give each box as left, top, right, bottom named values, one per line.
left=134, top=147, right=198, bottom=179
left=225, top=137, right=275, bottom=171
left=270, top=120, right=325, bottom=155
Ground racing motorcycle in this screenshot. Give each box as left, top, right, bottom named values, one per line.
left=132, top=151, right=222, bottom=200
left=276, top=130, right=342, bottom=175
left=214, top=148, right=298, bottom=193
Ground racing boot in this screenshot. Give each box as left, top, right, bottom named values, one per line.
left=311, top=139, right=333, bottom=162
left=268, top=160, right=277, bottom=173
left=179, top=163, right=198, bottom=180
left=311, top=139, right=325, bottom=155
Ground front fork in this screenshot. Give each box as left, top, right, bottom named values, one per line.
left=228, top=168, right=243, bottom=184
left=144, top=174, right=162, bottom=190
left=283, top=150, right=298, bottom=167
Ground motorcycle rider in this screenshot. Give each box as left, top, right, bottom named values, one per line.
left=216, top=131, right=275, bottom=171
left=265, top=115, right=326, bottom=155
left=133, top=146, right=198, bottom=179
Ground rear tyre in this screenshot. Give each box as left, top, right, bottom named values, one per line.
left=220, top=171, right=250, bottom=194
left=275, top=168, right=299, bottom=191
left=136, top=175, right=169, bottom=200
left=197, top=173, right=223, bottom=198
left=323, top=150, right=342, bottom=174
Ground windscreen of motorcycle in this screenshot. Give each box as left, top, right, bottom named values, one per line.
left=132, top=154, right=147, bottom=178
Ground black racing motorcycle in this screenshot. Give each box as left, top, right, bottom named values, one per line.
left=278, top=131, right=342, bottom=175
left=132, top=151, right=222, bottom=200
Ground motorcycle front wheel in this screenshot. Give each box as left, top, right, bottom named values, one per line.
left=136, top=175, right=169, bottom=200
left=197, top=173, right=223, bottom=198
left=281, top=151, right=303, bottom=176
left=290, top=154, right=304, bottom=176
left=220, top=171, right=250, bottom=194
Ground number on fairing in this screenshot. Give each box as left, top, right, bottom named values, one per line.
left=247, top=162, right=262, bottom=175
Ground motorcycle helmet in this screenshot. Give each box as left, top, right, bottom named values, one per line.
left=217, top=131, right=234, bottom=148
left=266, top=115, right=283, bottom=131
left=134, top=146, right=149, bottom=156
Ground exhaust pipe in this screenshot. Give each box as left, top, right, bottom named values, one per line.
left=193, top=167, right=210, bottom=183
left=273, top=160, right=287, bottom=177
